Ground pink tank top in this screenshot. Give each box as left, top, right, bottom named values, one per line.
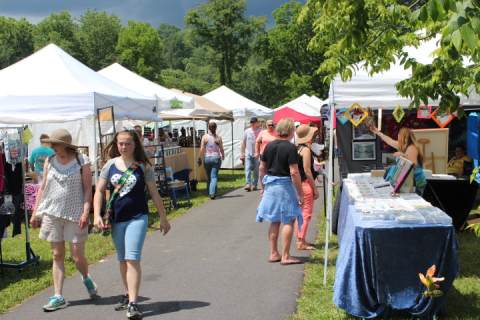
left=205, top=134, right=221, bottom=157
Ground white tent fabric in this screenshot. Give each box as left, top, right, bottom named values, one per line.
left=274, top=94, right=328, bottom=116
left=330, top=37, right=480, bottom=109
left=0, top=44, right=157, bottom=122
left=203, top=85, right=273, bottom=168
left=98, top=63, right=194, bottom=110
left=204, top=85, right=273, bottom=118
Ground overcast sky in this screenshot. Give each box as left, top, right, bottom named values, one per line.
left=0, top=0, right=303, bottom=27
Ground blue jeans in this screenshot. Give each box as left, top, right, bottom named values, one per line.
left=204, top=156, right=222, bottom=196
left=245, top=155, right=259, bottom=187
left=112, top=214, right=148, bottom=261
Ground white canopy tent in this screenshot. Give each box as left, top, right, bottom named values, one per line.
left=330, top=37, right=480, bottom=110
left=0, top=44, right=158, bottom=170
left=274, top=94, right=328, bottom=117
left=98, top=63, right=194, bottom=110
left=203, top=85, right=273, bottom=168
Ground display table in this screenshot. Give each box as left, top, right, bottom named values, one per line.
left=184, top=147, right=207, bottom=182
left=334, top=174, right=458, bottom=318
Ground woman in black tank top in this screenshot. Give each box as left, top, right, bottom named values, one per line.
left=295, top=125, right=319, bottom=250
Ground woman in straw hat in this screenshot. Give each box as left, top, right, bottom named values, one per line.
left=295, top=124, right=319, bottom=250
left=30, top=128, right=98, bottom=312
left=93, top=130, right=170, bottom=320
left=256, top=118, right=304, bottom=265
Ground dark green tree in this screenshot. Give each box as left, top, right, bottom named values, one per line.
left=116, top=20, right=165, bottom=80
left=158, top=23, right=191, bottom=70
left=261, top=0, right=328, bottom=105
left=33, top=11, right=83, bottom=60
left=185, top=0, right=266, bottom=86
left=159, top=45, right=219, bottom=94
left=78, top=10, right=122, bottom=70
left=0, top=17, right=34, bottom=69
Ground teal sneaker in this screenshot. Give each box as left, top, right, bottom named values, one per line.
left=83, top=275, right=98, bottom=298
left=43, top=296, right=67, bottom=312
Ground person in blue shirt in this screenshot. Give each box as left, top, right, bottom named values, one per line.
left=29, top=133, right=55, bottom=181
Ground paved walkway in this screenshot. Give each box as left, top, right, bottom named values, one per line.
left=1, top=187, right=321, bottom=320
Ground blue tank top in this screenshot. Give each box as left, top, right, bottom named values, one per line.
left=106, top=164, right=149, bottom=223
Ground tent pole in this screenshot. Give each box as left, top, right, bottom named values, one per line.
left=323, top=104, right=334, bottom=287
left=193, top=118, right=197, bottom=181
left=231, top=120, right=234, bottom=178
left=92, top=114, right=99, bottom=186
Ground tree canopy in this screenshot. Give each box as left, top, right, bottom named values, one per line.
left=303, top=0, right=480, bottom=114
left=186, top=0, right=266, bottom=86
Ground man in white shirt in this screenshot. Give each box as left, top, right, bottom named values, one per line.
left=240, top=117, right=262, bottom=191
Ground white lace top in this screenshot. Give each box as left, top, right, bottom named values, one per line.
left=36, top=154, right=89, bottom=222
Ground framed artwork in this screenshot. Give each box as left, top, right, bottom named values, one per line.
left=431, top=108, right=455, bottom=128
left=336, top=108, right=349, bottom=125
left=412, top=128, right=449, bottom=174
left=346, top=103, right=368, bottom=127
left=417, top=105, right=433, bottom=119
left=352, top=123, right=376, bottom=140
left=352, top=141, right=376, bottom=161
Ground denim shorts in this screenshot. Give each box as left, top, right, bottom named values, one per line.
left=111, top=214, right=148, bottom=261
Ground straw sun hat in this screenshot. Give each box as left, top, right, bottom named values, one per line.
left=296, top=124, right=318, bottom=144
left=41, top=128, right=77, bottom=149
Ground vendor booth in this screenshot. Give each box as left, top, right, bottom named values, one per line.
left=323, top=37, right=480, bottom=318
left=203, top=85, right=273, bottom=169
left=0, top=44, right=158, bottom=170
left=0, top=44, right=158, bottom=272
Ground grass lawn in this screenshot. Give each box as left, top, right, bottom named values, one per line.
left=0, top=170, right=244, bottom=314
left=292, top=212, right=480, bottom=320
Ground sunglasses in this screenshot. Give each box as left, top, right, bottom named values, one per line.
left=267, top=124, right=275, bottom=127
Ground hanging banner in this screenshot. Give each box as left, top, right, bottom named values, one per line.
left=393, top=104, right=406, bottom=123
left=346, top=103, right=368, bottom=127
left=432, top=108, right=455, bottom=128
left=417, top=105, right=432, bottom=119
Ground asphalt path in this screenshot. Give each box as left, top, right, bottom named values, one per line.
left=1, top=186, right=321, bottom=320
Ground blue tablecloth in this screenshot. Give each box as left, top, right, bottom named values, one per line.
left=334, top=186, right=459, bottom=319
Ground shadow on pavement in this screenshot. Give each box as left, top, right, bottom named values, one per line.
left=68, top=295, right=150, bottom=307
left=141, top=300, right=210, bottom=318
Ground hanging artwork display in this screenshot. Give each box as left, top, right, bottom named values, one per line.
left=393, top=104, right=405, bottom=123
left=336, top=108, right=349, bottom=125
left=431, top=108, right=455, bottom=128
left=346, top=103, right=368, bottom=127
left=417, top=105, right=432, bottom=119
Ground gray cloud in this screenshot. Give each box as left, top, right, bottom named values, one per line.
left=0, top=0, right=302, bottom=27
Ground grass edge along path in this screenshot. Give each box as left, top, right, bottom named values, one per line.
left=291, top=208, right=480, bottom=319
left=0, top=171, right=244, bottom=314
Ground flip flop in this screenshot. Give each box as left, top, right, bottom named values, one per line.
left=268, top=258, right=281, bottom=263
left=280, top=259, right=303, bottom=265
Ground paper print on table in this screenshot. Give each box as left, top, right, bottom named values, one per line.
left=336, top=108, right=349, bottom=125
left=417, top=105, right=432, bottom=119
left=352, top=141, right=376, bottom=161
left=346, top=103, right=368, bottom=127
left=393, top=105, right=405, bottom=123
left=431, top=108, right=455, bottom=128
